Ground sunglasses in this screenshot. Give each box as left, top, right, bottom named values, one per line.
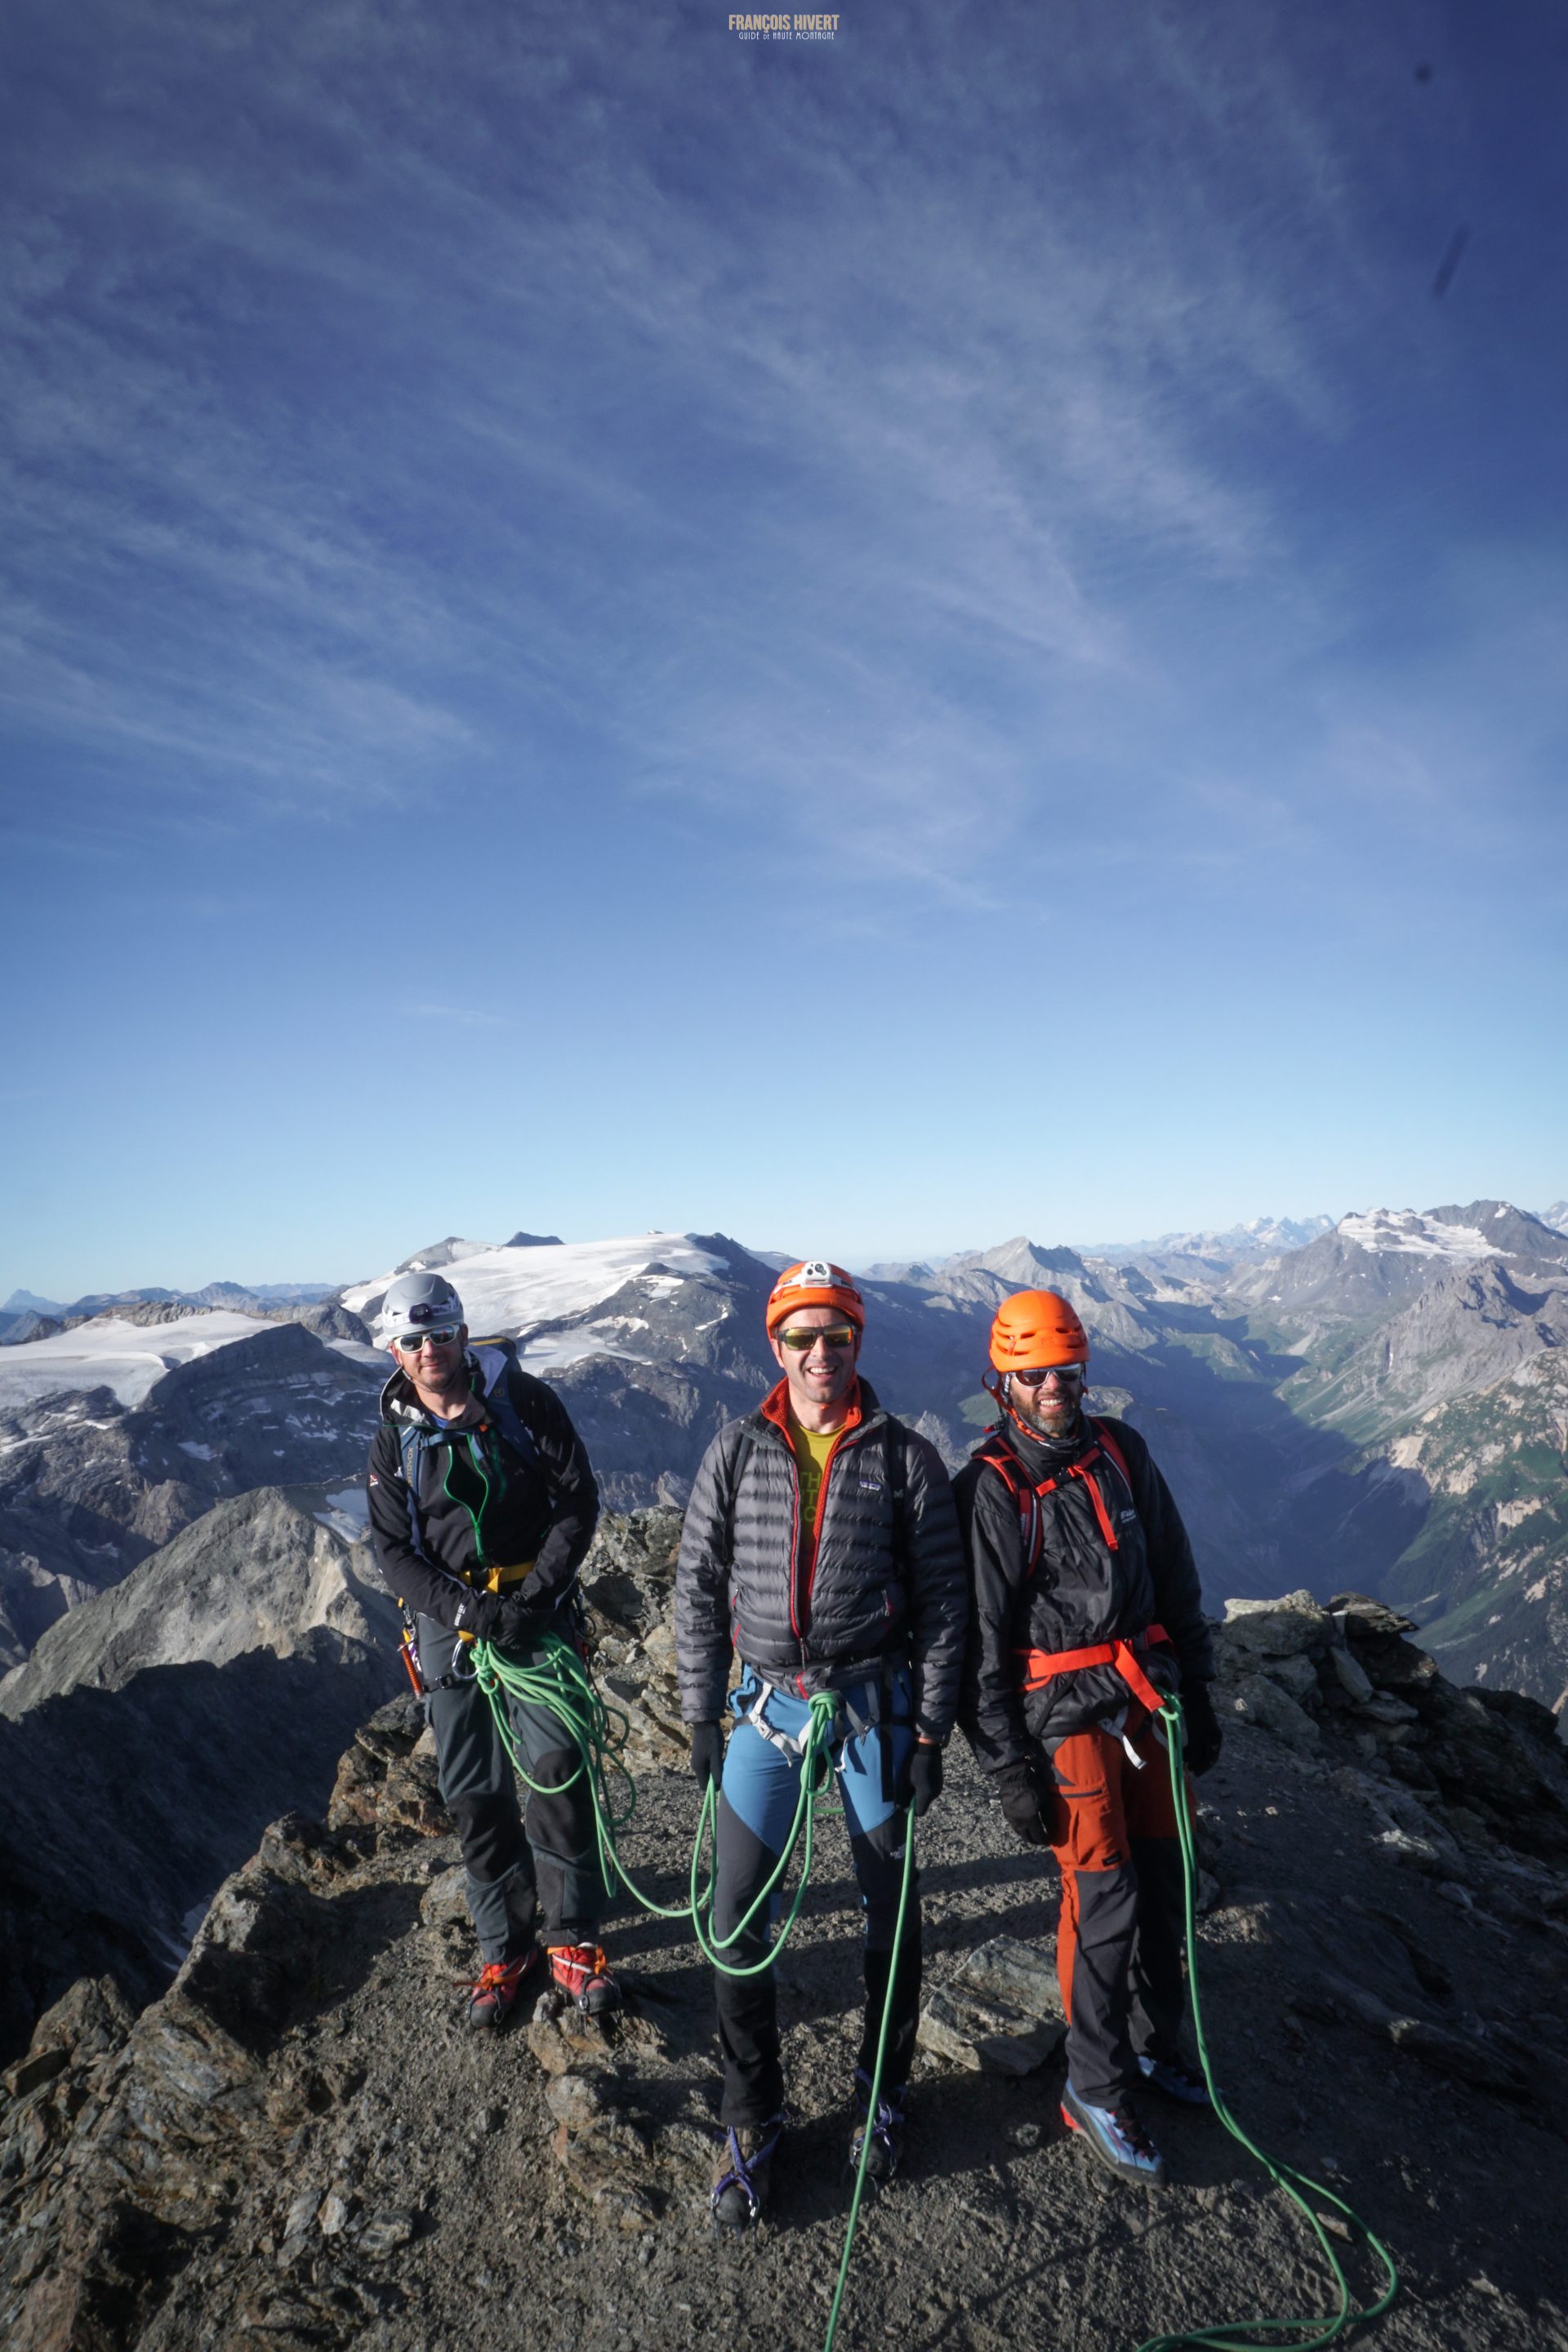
left=396, top=1326, right=461, bottom=1351
left=1012, top=1364, right=1085, bottom=1389
left=777, top=1325, right=858, bottom=1353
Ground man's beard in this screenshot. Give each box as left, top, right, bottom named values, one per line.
left=1012, top=1386, right=1083, bottom=1443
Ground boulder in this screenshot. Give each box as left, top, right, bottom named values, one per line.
left=1327, top=1646, right=1374, bottom=1704
left=1225, top=1673, right=1321, bottom=1748
left=1262, top=1652, right=1320, bottom=1706
left=918, top=1934, right=1065, bottom=2074
left=1220, top=1592, right=1333, bottom=1661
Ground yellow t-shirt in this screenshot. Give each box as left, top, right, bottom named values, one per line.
left=791, top=1418, right=840, bottom=1531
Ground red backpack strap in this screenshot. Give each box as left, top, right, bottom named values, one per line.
left=1091, top=1416, right=1133, bottom=1493
left=973, top=1432, right=1045, bottom=1575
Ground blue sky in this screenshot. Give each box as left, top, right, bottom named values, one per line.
left=3, top=0, right=1566, bottom=1298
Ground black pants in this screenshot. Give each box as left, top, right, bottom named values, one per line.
left=418, top=1615, right=606, bottom=1962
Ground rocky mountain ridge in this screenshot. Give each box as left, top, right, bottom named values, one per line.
left=0, top=1490, right=406, bottom=2063
left=0, top=1321, right=385, bottom=1669
left=3, top=1518, right=1567, bottom=2350
left=4, top=1200, right=1566, bottom=1708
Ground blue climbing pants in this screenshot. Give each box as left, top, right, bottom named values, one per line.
left=711, top=1664, right=921, bottom=2127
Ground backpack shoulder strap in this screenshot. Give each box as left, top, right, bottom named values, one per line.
left=1090, top=1416, right=1133, bottom=1492
left=474, top=1343, right=541, bottom=1472
left=972, top=1428, right=1026, bottom=1500
left=972, top=1429, right=1044, bottom=1575
left=394, top=1418, right=437, bottom=1559
left=721, top=1419, right=760, bottom=1559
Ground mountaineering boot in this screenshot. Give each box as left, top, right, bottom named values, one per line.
left=848, top=2067, right=906, bottom=2183
left=547, top=1942, right=622, bottom=2016
left=711, top=2114, right=786, bottom=2232
left=465, top=1949, right=540, bottom=2029
left=1060, top=2082, right=1169, bottom=2187
left=1138, top=2052, right=1212, bottom=2105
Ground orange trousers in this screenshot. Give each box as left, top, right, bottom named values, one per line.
left=1047, top=1717, right=1190, bottom=2105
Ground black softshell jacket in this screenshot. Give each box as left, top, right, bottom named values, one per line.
left=675, top=1375, right=969, bottom=1740
left=366, top=1341, right=599, bottom=1631
left=956, top=1411, right=1214, bottom=1769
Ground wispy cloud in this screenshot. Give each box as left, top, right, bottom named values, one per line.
left=2, top=0, right=1561, bottom=935
left=408, top=1004, right=507, bottom=1028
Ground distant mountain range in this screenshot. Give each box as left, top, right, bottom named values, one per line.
left=0, top=1279, right=341, bottom=1354
left=2, top=1202, right=1566, bottom=1718
left=1080, top=1214, right=1336, bottom=1266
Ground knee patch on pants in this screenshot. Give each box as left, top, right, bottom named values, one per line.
left=448, top=1792, right=524, bottom=1884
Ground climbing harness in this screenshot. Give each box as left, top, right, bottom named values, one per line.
left=1130, top=1693, right=1401, bottom=2351
left=1014, top=1624, right=1173, bottom=1713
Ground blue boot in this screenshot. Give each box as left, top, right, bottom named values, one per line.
left=1060, top=2082, right=1169, bottom=2186
left=1137, top=2052, right=1212, bottom=2105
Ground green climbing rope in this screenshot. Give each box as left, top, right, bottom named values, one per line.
left=468, top=1628, right=919, bottom=2352
left=463, top=1632, right=1396, bottom=2352
left=1132, top=1695, right=1400, bottom=2352
left=822, top=1814, right=916, bottom=2352
left=470, top=1634, right=853, bottom=1968
left=687, top=1687, right=847, bottom=1976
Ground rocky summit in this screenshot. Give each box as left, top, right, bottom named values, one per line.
left=4, top=1513, right=1567, bottom=2352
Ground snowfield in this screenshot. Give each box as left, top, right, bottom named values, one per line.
left=0, top=1312, right=381, bottom=1411
left=341, top=1234, right=729, bottom=1343
left=1337, top=1210, right=1502, bottom=1260
left=0, top=1312, right=280, bottom=1410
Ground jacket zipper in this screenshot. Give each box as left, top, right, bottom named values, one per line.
left=440, top=1428, right=491, bottom=1581
left=785, top=1441, right=804, bottom=1641
left=795, top=1427, right=853, bottom=1650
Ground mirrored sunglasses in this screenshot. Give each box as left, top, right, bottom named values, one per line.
left=1012, top=1363, right=1085, bottom=1389
left=396, top=1325, right=461, bottom=1351
left=777, top=1324, right=858, bottom=1352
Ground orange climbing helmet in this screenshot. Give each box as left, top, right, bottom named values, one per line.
left=765, top=1259, right=866, bottom=1334
left=988, top=1289, right=1089, bottom=1372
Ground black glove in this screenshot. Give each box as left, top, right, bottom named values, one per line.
left=690, top=1722, right=725, bottom=1793
left=452, top=1588, right=501, bottom=1641
left=996, top=1759, right=1052, bottom=1847
left=492, top=1592, right=547, bottom=1650
left=1180, top=1681, right=1223, bottom=1776
left=897, top=1740, right=944, bottom=1818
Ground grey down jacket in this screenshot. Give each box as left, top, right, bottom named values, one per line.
left=675, top=1378, right=969, bottom=1739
